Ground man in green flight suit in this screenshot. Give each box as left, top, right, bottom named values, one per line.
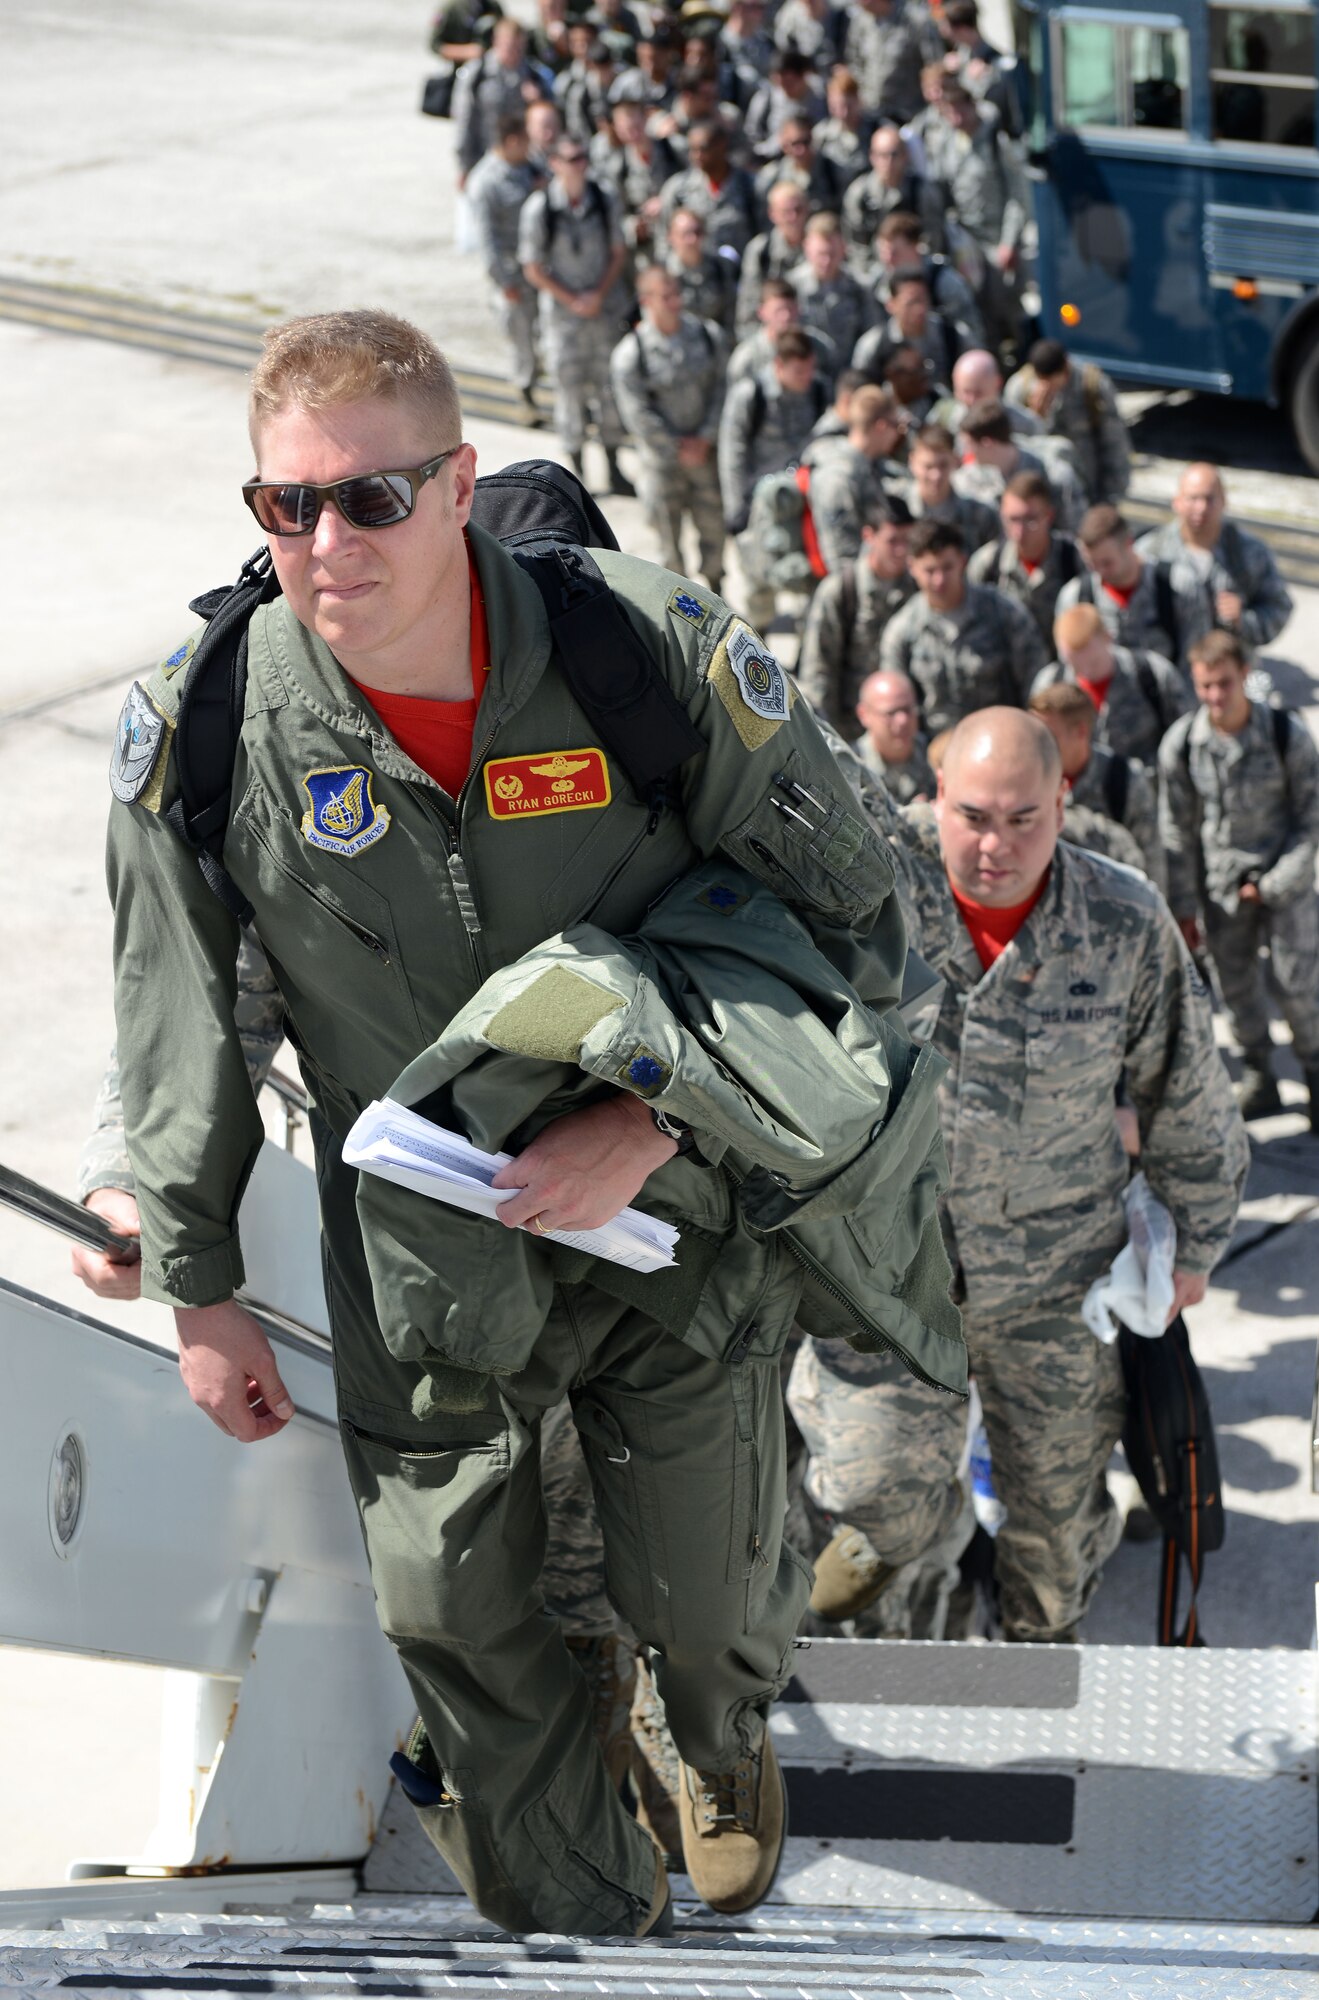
left=105, top=310, right=916, bottom=1939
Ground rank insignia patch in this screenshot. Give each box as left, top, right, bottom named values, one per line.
left=109, top=682, right=170, bottom=805
left=620, top=1046, right=671, bottom=1096
left=484, top=746, right=611, bottom=819
left=668, top=587, right=709, bottom=627
left=301, top=765, right=391, bottom=856
left=698, top=883, right=748, bottom=916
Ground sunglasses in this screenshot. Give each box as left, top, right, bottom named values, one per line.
left=242, top=447, right=461, bottom=537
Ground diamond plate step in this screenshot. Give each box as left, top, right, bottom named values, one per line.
left=363, top=1639, right=1318, bottom=1924
left=2, top=1900, right=1316, bottom=1997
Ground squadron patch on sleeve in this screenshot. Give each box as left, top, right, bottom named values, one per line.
left=109, top=682, right=171, bottom=806
left=707, top=620, right=795, bottom=751
left=301, top=766, right=391, bottom=856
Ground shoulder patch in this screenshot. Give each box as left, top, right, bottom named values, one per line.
left=668, top=587, right=710, bottom=628
left=109, top=682, right=172, bottom=807
left=707, top=620, right=795, bottom=750
left=301, top=766, right=391, bottom=857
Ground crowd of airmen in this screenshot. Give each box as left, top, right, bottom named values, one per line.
left=69, top=0, right=1319, bottom=1851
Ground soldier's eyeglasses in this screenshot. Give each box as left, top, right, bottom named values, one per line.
left=241, top=447, right=461, bottom=537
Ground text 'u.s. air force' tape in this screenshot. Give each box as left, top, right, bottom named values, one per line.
left=109, top=682, right=172, bottom=807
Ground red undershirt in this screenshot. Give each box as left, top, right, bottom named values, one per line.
left=1102, top=579, right=1134, bottom=609
left=950, top=872, right=1050, bottom=972
left=1075, top=673, right=1112, bottom=713
left=350, top=541, right=489, bottom=799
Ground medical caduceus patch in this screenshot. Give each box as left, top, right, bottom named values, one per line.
left=301, top=765, right=392, bottom=856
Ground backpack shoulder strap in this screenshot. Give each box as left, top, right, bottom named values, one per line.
left=1057, top=534, right=1081, bottom=584
left=1101, top=748, right=1130, bottom=826
left=165, top=547, right=282, bottom=926
left=1131, top=647, right=1171, bottom=735
left=1081, top=361, right=1104, bottom=433
left=511, top=542, right=707, bottom=803
left=748, top=377, right=768, bottom=442
left=838, top=560, right=859, bottom=642
left=1271, top=703, right=1293, bottom=759
left=1152, top=558, right=1179, bottom=653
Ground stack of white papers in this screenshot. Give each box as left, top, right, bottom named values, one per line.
left=343, top=1099, right=680, bottom=1274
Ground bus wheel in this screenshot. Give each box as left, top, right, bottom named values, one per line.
left=1290, top=328, right=1319, bottom=475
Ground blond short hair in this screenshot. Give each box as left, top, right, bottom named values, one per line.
left=1030, top=680, right=1096, bottom=728
left=248, top=309, right=462, bottom=453
left=1054, top=603, right=1105, bottom=651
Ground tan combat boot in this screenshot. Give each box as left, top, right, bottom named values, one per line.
left=636, top=1846, right=675, bottom=1937
left=676, top=1726, right=787, bottom=1914
left=809, top=1524, right=897, bottom=1622
left=566, top=1632, right=639, bottom=1794
left=630, top=1650, right=683, bottom=1866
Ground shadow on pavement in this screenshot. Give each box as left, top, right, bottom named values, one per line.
left=1128, top=394, right=1309, bottom=480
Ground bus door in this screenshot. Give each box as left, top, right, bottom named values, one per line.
left=1028, top=4, right=1226, bottom=392
left=1200, top=3, right=1319, bottom=406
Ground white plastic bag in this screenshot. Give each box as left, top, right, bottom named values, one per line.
left=1081, top=1172, right=1177, bottom=1343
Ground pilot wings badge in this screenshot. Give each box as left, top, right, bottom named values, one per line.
left=301, top=765, right=391, bottom=857
left=109, top=682, right=170, bottom=805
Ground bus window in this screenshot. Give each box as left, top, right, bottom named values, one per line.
left=1209, top=5, right=1317, bottom=148
left=1130, top=28, right=1187, bottom=130
left=1056, top=14, right=1190, bottom=133
left=1058, top=19, right=1120, bottom=126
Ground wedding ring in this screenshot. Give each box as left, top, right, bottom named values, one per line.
left=530, top=1215, right=549, bottom=1235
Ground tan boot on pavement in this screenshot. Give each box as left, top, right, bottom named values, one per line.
left=677, top=1726, right=786, bottom=1914
left=809, top=1524, right=897, bottom=1622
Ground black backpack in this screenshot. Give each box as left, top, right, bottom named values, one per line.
left=1119, top=1313, right=1225, bottom=1646
left=165, top=460, right=705, bottom=924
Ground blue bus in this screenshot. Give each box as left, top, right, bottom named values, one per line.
left=1018, top=0, right=1319, bottom=468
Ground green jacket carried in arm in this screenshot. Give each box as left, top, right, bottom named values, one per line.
left=108, top=528, right=910, bottom=1402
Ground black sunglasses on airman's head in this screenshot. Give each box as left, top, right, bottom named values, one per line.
left=241, top=446, right=461, bottom=537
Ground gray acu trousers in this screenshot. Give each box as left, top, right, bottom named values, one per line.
left=341, top=1283, right=811, bottom=1935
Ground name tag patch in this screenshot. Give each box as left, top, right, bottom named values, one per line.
left=484, top=746, right=612, bottom=819
left=301, top=765, right=391, bottom=856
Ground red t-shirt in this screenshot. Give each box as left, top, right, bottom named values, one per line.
left=1102, top=579, right=1134, bottom=609
left=950, top=872, right=1050, bottom=972
left=1075, top=672, right=1112, bottom=713
left=351, top=542, right=489, bottom=799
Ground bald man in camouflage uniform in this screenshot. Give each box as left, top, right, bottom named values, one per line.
left=1135, top=463, right=1293, bottom=669
left=791, top=710, right=1247, bottom=1643
left=611, top=267, right=728, bottom=590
